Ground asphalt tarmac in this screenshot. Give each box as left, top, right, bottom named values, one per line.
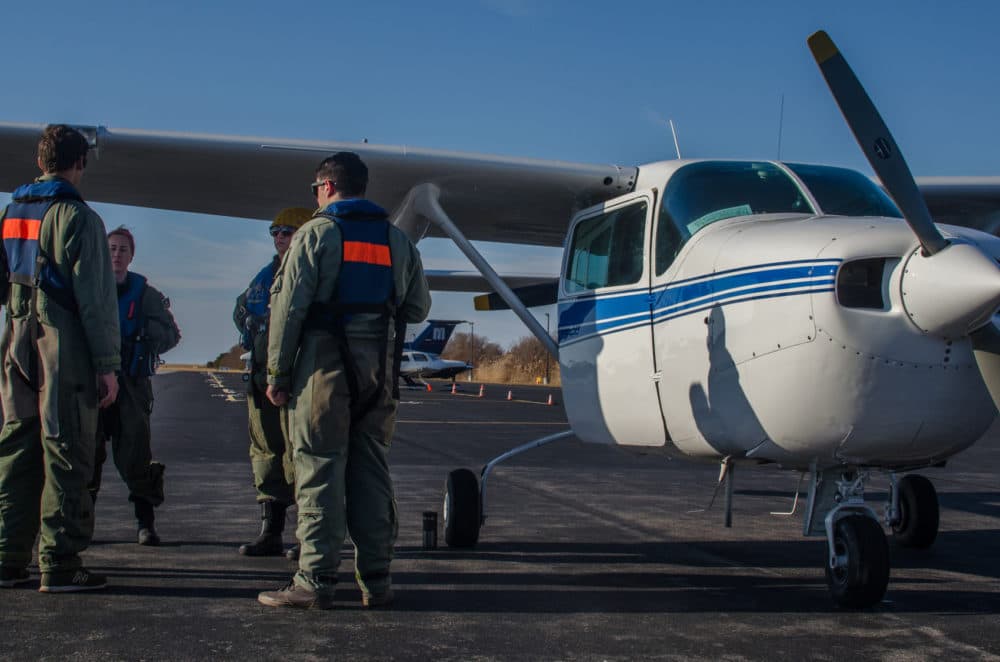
left=1, top=370, right=999, bottom=660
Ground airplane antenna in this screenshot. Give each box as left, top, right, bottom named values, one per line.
left=669, top=119, right=682, bottom=159
left=776, top=94, right=785, bottom=161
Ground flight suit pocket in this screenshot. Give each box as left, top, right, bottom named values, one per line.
left=307, top=335, right=350, bottom=453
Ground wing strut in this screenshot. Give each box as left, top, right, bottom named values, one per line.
left=409, top=183, right=559, bottom=359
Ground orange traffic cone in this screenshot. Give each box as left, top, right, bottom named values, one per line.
left=478, top=384, right=485, bottom=398
left=546, top=394, right=554, bottom=406
left=425, top=383, right=432, bottom=392
left=506, top=390, right=513, bottom=401
left=450, top=383, right=457, bottom=395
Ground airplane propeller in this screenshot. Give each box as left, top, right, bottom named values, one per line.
left=807, top=30, right=948, bottom=256
left=808, top=30, right=1000, bottom=410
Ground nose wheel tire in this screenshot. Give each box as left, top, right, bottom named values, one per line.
left=825, top=514, right=890, bottom=608
left=444, top=468, right=481, bottom=548
left=891, top=474, right=939, bottom=549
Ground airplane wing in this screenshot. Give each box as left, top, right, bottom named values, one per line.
left=0, top=123, right=636, bottom=248
left=916, top=177, right=1000, bottom=235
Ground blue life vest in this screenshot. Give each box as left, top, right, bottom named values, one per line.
left=318, top=199, right=396, bottom=316
left=119, top=272, right=147, bottom=340
left=118, top=271, right=155, bottom=377
left=2, top=179, right=83, bottom=312
left=307, top=199, right=405, bottom=418
left=240, top=258, right=277, bottom=350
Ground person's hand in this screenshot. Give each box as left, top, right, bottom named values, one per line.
left=266, top=384, right=288, bottom=407
left=98, top=372, right=119, bottom=409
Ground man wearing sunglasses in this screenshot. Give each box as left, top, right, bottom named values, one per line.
left=258, top=152, right=430, bottom=610
left=233, top=207, right=313, bottom=558
left=0, top=125, right=121, bottom=592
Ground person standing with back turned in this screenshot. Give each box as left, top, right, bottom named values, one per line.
left=258, top=152, right=430, bottom=609
left=0, top=124, right=120, bottom=592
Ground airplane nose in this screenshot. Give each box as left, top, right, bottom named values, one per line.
left=900, top=240, right=1000, bottom=338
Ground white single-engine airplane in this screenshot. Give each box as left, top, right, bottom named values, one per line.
left=2, top=32, right=1000, bottom=608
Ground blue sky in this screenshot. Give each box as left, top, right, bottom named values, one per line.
left=2, top=0, right=998, bottom=363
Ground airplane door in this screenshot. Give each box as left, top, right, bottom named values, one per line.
left=558, top=190, right=667, bottom=447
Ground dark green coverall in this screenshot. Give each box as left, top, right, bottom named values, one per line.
left=234, top=256, right=294, bottom=506
left=267, top=207, right=430, bottom=599
left=90, top=276, right=180, bottom=509
left=0, top=175, right=120, bottom=574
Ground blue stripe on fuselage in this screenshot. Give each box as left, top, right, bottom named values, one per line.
left=558, top=259, right=841, bottom=345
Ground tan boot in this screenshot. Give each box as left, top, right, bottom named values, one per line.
left=258, top=580, right=333, bottom=610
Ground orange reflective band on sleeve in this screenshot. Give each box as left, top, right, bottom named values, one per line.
left=2, top=218, right=41, bottom=240
left=342, top=241, right=391, bottom=266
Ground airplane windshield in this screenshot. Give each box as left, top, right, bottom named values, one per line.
left=656, top=161, right=813, bottom=274
left=787, top=163, right=903, bottom=218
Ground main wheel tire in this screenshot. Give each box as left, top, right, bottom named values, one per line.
left=892, top=474, right=939, bottom=549
left=824, top=514, right=890, bottom=608
left=444, top=468, right=481, bottom=548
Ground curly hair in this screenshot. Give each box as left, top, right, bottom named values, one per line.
left=37, top=124, right=89, bottom=173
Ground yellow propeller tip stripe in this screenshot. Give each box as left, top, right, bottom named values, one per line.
left=474, top=294, right=492, bottom=311
left=807, top=30, right=839, bottom=64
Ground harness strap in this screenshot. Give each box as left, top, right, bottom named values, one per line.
left=391, top=317, right=406, bottom=401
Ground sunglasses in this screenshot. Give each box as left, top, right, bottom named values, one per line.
left=310, top=180, right=335, bottom=197
left=269, top=226, right=295, bottom=238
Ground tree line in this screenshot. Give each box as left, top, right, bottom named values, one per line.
left=208, top=331, right=560, bottom=385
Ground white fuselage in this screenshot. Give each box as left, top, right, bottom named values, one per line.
left=557, top=160, right=1000, bottom=471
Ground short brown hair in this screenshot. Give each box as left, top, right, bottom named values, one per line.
left=315, top=152, right=367, bottom=197
left=38, top=124, right=89, bottom=174
left=108, top=225, right=135, bottom=256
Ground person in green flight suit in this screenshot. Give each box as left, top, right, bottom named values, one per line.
left=258, top=152, right=430, bottom=610
left=233, top=207, right=313, bottom=557
left=0, top=125, right=120, bottom=592
left=88, top=226, right=180, bottom=545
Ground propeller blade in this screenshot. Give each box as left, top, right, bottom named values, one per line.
left=971, top=321, right=1000, bottom=411
left=808, top=30, right=949, bottom=255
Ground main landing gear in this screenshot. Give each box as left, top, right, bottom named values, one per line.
left=889, top=473, right=940, bottom=549
left=443, top=430, right=575, bottom=549
left=810, top=468, right=940, bottom=608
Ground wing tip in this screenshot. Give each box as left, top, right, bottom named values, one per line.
left=474, top=294, right=492, bottom=311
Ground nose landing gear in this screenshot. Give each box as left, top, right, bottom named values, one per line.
left=825, top=513, right=890, bottom=608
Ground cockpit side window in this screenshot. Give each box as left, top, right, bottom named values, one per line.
left=656, top=162, right=812, bottom=275
left=564, top=200, right=646, bottom=293
left=787, top=163, right=903, bottom=218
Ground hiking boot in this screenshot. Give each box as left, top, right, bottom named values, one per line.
left=285, top=544, right=300, bottom=561
left=0, top=566, right=30, bottom=588
left=134, top=499, right=161, bottom=546
left=257, top=581, right=333, bottom=610
left=361, top=587, right=394, bottom=609
left=39, top=569, right=107, bottom=593
left=240, top=501, right=286, bottom=556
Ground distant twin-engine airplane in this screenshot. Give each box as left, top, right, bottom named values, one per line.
left=400, top=319, right=471, bottom=384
